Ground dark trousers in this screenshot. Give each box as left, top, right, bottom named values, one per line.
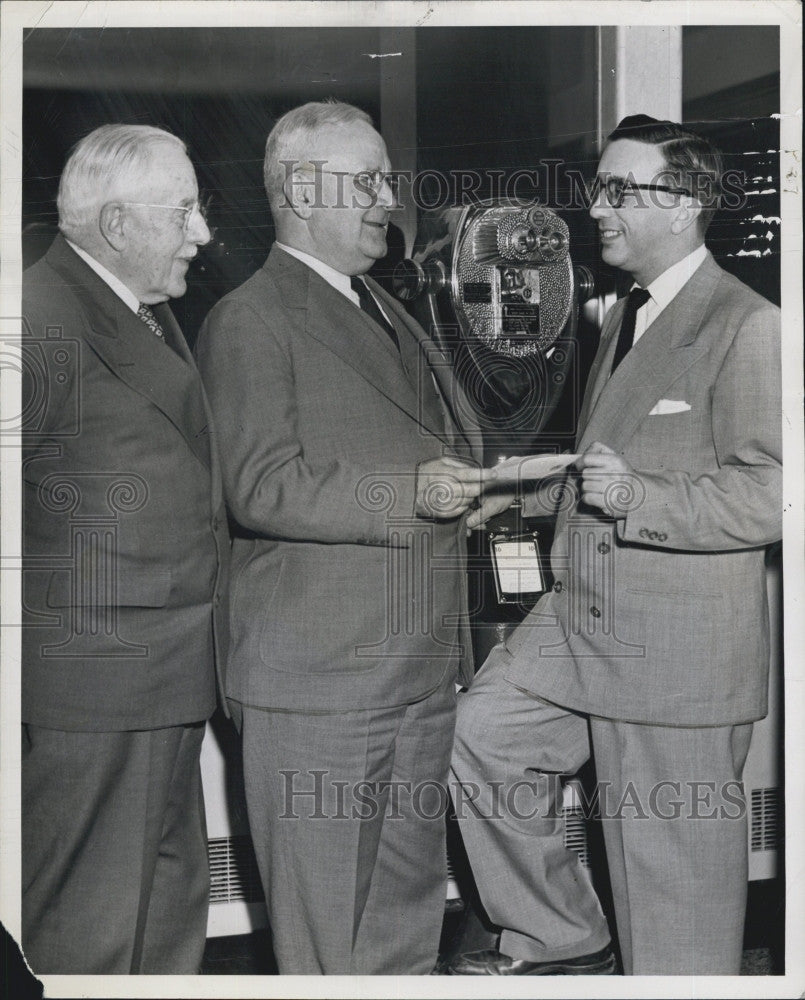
left=22, top=721, right=209, bottom=974
left=238, top=672, right=456, bottom=975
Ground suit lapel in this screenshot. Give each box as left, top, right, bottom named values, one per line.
left=305, top=280, right=424, bottom=414
left=576, top=300, right=623, bottom=434
left=577, top=255, right=721, bottom=453
left=367, top=277, right=467, bottom=446
left=46, top=237, right=212, bottom=472
left=370, top=278, right=482, bottom=463
left=266, top=248, right=459, bottom=447
left=153, top=301, right=221, bottom=510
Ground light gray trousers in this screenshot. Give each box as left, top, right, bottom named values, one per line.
left=451, top=646, right=752, bottom=975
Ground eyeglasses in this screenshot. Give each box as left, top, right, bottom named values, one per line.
left=588, top=176, right=692, bottom=209
left=121, top=196, right=212, bottom=232
left=312, top=168, right=399, bottom=197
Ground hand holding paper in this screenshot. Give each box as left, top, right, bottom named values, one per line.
left=577, top=441, right=638, bottom=516
left=466, top=489, right=518, bottom=531
left=489, top=452, right=579, bottom=482
left=415, top=456, right=486, bottom=519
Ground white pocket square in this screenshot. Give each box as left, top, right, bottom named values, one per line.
left=649, top=398, right=691, bottom=416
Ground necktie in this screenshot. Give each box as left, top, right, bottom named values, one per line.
left=610, top=287, right=650, bottom=373
left=350, top=276, right=399, bottom=351
left=137, top=303, right=166, bottom=341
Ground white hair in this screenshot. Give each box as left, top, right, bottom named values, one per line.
left=57, top=123, right=187, bottom=237
left=263, top=100, right=373, bottom=210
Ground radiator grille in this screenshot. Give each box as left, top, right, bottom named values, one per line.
left=751, top=787, right=781, bottom=853
left=208, top=835, right=265, bottom=904
left=209, top=790, right=776, bottom=905
left=563, top=808, right=590, bottom=869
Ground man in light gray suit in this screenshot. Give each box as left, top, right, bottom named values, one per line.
left=446, top=116, right=781, bottom=976
left=195, top=101, right=487, bottom=974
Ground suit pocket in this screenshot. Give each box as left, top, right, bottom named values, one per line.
left=46, top=567, right=172, bottom=609
left=633, top=407, right=698, bottom=469
left=257, top=546, right=385, bottom=674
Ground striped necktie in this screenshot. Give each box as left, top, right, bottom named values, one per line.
left=137, top=303, right=166, bottom=341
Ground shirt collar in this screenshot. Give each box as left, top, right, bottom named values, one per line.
left=638, top=244, right=708, bottom=311
left=65, top=239, right=141, bottom=314
left=275, top=242, right=357, bottom=303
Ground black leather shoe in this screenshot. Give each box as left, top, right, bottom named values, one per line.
left=446, top=945, right=617, bottom=975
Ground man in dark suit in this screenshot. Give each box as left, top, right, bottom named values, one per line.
left=195, top=101, right=487, bottom=974
left=21, top=123, right=229, bottom=974
left=446, top=117, right=782, bottom=976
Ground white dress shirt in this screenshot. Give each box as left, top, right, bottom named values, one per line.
left=632, top=243, right=708, bottom=344
left=65, top=239, right=140, bottom=314
left=275, top=241, right=394, bottom=326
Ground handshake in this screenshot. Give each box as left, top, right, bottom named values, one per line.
left=416, top=442, right=632, bottom=528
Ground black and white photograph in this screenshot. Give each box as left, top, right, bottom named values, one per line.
left=0, top=2, right=802, bottom=998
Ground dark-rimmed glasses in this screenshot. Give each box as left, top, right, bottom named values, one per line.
left=588, top=175, right=692, bottom=209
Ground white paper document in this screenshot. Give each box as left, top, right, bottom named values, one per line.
left=491, top=452, right=579, bottom=482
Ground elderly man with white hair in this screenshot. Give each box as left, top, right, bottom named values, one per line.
left=21, top=123, right=229, bottom=974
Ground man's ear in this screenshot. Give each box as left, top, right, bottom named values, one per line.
left=283, top=167, right=314, bottom=221
left=670, top=197, right=702, bottom=236
left=99, top=202, right=127, bottom=251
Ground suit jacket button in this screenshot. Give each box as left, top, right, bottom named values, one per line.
left=649, top=530, right=658, bottom=540
left=658, top=532, right=667, bottom=542
left=590, top=606, right=601, bottom=618
left=639, top=528, right=648, bottom=538
left=597, top=541, right=610, bottom=554
left=553, top=581, right=563, bottom=593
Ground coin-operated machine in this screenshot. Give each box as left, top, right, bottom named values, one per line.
left=392, top=199, right=596, bottom=463
left=392, top=200, right=599, bottom=917
left=392, top=199, right=597, bottom=656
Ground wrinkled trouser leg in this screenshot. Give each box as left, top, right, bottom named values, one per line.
left=450, top=648, right=610, bottom=963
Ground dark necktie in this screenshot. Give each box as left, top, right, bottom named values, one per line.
left=350, top=276, right=399, bottom=351
left=137, top=303, right=166, bottom=341
left=610, top=287, right=650, bottom=374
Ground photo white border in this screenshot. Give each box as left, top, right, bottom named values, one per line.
left=1, top=2, right=802, bottom=998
